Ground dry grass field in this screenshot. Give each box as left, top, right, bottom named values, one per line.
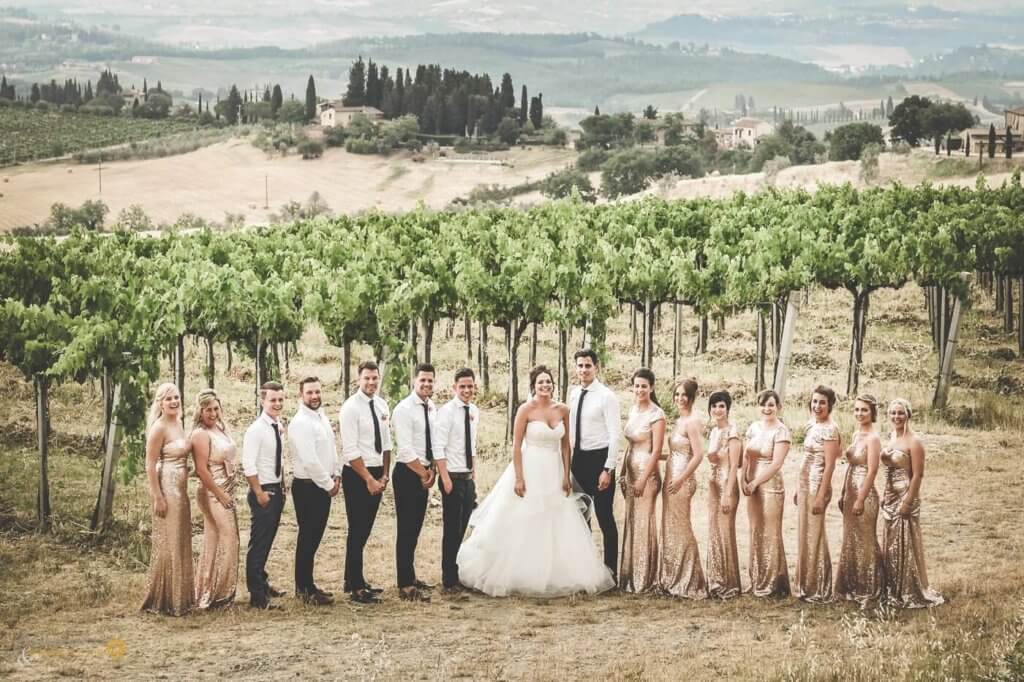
left=1, top=280, right=1023, bottom=680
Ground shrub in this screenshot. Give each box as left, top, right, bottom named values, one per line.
left=601, top=148, right=657, bottom=198
left=297, top=138, right=324, bottom=159
left=577, top=148, right=609, bottom=172
left=540, top=168, right=596, bottom=202
left=345, top=137, right=380, bottom=154
left=323, top=125, right=346, bottom=147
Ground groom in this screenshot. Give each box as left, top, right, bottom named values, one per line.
left=568, top=349, right=621, bottom=581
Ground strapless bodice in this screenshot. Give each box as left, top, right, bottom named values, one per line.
left=525, top=420, right=565, bottom=448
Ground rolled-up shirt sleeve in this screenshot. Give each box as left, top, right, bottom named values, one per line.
left=604, top=391, right=621, bottom=470
left=340, top=402, right=361, bottom=464
left=433, top=404, right=451, bottom=461
left=242, top=423, right=260, bottom=478
left=289, top=416, right=334, bottom=491
left=392, top=401, right=416, bottom=463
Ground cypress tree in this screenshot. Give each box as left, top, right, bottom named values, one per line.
left=366, top=60, right=380, bottom=109
left=500, top=73, right=515, bottom=111
left=305, top=75, right=317, bottom=121
left=519, top=84, right=527, bottom=124
left=989, top=123, right=996, bottom=158
left=271, top=85, right=283, bottom=114
left=1007, top=127, right=1014, bottom=159
left=344, top=57, right=366, bottom=107
left=226, top=85, right=242, bottom=125
left=529, top=93, right=543, bottom=130
left=594, top=105, right=600, bottom=116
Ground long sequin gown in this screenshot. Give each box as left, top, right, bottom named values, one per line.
left=834, top=438, right=881, bottom=606
left=794, top=420, right=837, bottom=603
left=619, top=404, right=665, bottom=594
left=141, top=438, right=195, bottom=615
left=880, top=447, right=945, bottom=608
left=706, top=422, right=742, bottom=599
left=195, top=430, right=239, bottom=609
left=745, top=421, right=791, bottom=597
left=659, top=426, right=707, bottom=598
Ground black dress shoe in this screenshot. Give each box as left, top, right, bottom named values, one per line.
left=441, top=582, right=466, bottom=594
left=343, top=583, right=382, bottom=594
left=250, top=600, right=282, bottom=610
left=312, top=585, right=334, bottom=598
left=350, top=589, right=381, bottom=604
left=267, top=585, right=286, bottom=598
left=299, top=591, right=334, bottom=606
left=399, top=587, right=431, bottom=603
left=414, top=580, right=435, bottom=591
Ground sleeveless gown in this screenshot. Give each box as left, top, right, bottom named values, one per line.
left=619, top=404, right=664, bottom=594
left=794, top=420, right=837, bottom=603
left=880, top=447, right=944, bottom=608
left=141, top=438, right=195, bottom=615
left=458, top=421, right=614, bottom=597
left=659, top=426, right=707, bottom=598
left=195, top=430, right=240, bottom=609
left=834, top=437, right=882, bottom=606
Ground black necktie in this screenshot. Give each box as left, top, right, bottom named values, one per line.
left=271, top=420, right=282, bottom=479
left=575, top=388, right=588, bottom=452
left=463, top=405, right=473, bottom=471
left=422, top=402, right=433, bottom=462
left=369, top=399, right=382, bottom=454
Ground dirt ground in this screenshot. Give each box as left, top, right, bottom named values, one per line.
left=0, top=142, right=576, bottom=230
left=1, top=283, right=1023, bottom=680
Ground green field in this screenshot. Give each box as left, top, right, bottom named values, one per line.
left=0, top=106, right=199, bottom=165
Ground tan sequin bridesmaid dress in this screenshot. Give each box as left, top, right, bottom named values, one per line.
left=706, top=422, right=742, bottom=599
left=141, top=438, right=195, bottom=615
left=195, top=430, right=239, bottom=609
left=745, top=421, right=791, bottom=597
left=794, top=420, right=837, bottom=603
left=834, top=438, right=881, bottom=606
left=619, top=404, right=664, bottom=594
left=880, top=447, right=945, bottom=608
left=659, top=426, right=707, bottom=598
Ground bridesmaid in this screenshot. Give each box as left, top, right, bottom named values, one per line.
left=880, top=399, right=945, bottom=608
left=192, top=389, right=240, bottom=610
left=660, top=378, right=707, bottom=599
left=619, top=368, right=666, bottom=594
left=835, top=394, right=882, bottom=606
left=794, top=385, right=840, bottom=603
left=141, top=382, right=195, bottom=615
left=741, top=389, right=791, bottom=598
left=705, top=390, right=742, bottom=599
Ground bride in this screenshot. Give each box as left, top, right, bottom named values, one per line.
left=458, top=365, right=615, bottom=597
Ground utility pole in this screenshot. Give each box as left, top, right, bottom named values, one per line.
left=97, top=154, right=103, bottom=195
left=264, top=174, right=269, bottom=209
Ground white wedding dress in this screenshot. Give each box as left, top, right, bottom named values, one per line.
left=457, top=420, right=615, bottom=597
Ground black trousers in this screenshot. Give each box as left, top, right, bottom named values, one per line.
left=246, top=484, right=285, bottom=603
left=571, top=447, right=618, bottom=578
left=342, top=464, right=383, bottom=592
left=392, top=462, right=429, bottom=588
left=292, top=478, right=332, bottom=595
left=440, top=475, right=476, bottom=588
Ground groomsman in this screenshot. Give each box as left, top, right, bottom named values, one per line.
left=243, top=381, right=288, bottom=610
left=288, top=376, right=340, bottom=606
left=339, top=360, right=391, bottom=604
left=434, top=367, right=479, bottom=594
left=568, top=349, right=621, bottom=580
left=390, top=363, right=438, bottom=602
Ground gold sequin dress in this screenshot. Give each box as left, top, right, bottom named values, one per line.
left=619, top=404, right=665, bottom=594
left=744, top=420, right=791, bottom=597
left=706, top=422, right=742, bottom=599
left=659, top=425, right=707, bottom=598
left=195, top=430, right=239, bottom=609
left=794, top=420, right=837, bottom=603
left=834, top=437, right=881, bottom=606
left=880, top=447, right=945, bottom=608
left=141, top=438, right=195, bottom=615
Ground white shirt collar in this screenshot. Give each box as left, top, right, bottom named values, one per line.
left=261, top=412, right=280, bottom=426
left=580, top=379, right=604, bottom=393
left=358, top=389, right=377, bottom=403
left=410, top=392, right=432, bottom=407
left=298, top=403, right=322, bottom=418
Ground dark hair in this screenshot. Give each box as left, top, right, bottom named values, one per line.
left=810, top=385, right=837, bottom=414
left=573, top=349, right=599, bottom=366
left=529, top=364, right=555, bottom=394
left=357, top=360, right=379, bottom=376
left=673, top=377, right=698, bottom=408
left=413, top=362, right=435, bottom=377
left=707, top=390, right=732, bottom=415
left=454, top=367, right=475, bottom=383
left=260, top=381, right=284, bottom=397
left=298, top=376, right=321, bottom=392
left=631, top=368, right=660, bottom=406
left=757, top=389, right=782, bottom=408
left=854, top=393, right=878, bottom=423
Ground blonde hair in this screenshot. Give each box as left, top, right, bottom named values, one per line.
left=888, top=398, right=913, bottom=429
left=147, top=382, right=179, bottom=429
left=191, top=388, right=225, bottom=431
left=855, top=393, right=878, bottom=422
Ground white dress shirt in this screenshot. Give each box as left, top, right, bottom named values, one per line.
left=242, top=412, right=285, bottom=485
left=434, top=397, right=479, bottom=473
left=392, top=392, right=436, bottom=467
left=288, top=403, right=340, bottom=491
left=339, top=390, right=392, bottom=467
left=568, top=379, right=621, bottom=470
